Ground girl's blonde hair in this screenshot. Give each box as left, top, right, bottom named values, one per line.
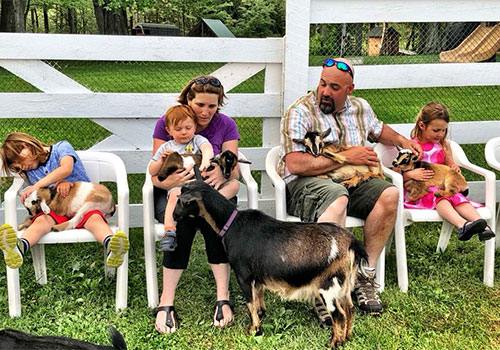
left=0, top=132, right=49, bottom=177
left=410, top=101, right=450, bottom=146
left=177, top=75, right=226, bottom=108
left=164, top=105, right=197, bottom=128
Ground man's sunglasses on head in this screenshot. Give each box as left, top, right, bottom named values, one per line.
left=194, top=77, right=221, bottom=87
left=323, top=58, right=354, bottom=78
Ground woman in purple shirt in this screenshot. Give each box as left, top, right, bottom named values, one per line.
left=152, top=76, right=240, bottom=334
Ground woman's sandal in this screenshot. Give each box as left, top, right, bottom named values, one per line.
left=457, top=218, right=487, bottom=241
left=214, top=300, right=233, bottom=328
left=154, top=306, right=178, bottom=333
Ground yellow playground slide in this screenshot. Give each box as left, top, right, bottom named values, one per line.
left=439, top=24, right=500, bottom=63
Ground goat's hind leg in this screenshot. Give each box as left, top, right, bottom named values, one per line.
left=319, top=278, right=346, bottom=348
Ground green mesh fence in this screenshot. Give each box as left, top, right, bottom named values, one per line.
left=0, top=61, right=264, bottom=202
left=1, top=22, right=500, bottom=201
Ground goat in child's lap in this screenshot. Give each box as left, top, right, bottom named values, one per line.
left=174, top=180, right=367, bottom=348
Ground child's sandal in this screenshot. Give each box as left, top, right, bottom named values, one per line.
left=214, top=300, right=233, bottom=327
left=457, top=219, right=487, bottom=241
left=154, top=306, right=178, bottom=333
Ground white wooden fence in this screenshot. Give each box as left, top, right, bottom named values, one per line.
left=1, top=0, right=500, bottom=228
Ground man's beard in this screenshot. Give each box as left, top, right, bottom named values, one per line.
left=319, top=96, right=335, bottom=114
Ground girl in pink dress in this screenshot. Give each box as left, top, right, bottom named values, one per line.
left=403, top=102, right=494, bottom=242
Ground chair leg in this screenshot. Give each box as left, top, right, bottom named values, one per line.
left=394, top=221, right=408, bottom=293
left=495, top=206, right=500, bottom=250
left=375, top=247, right=385, bottom=292
left=31, top=244, right=47, bottom=285
left=7, top=266, right=21, bottom=317
left=484, top=217, right=495, bottom=287
left=115, top=252, right=128, bottom=311
left=144, top=225, right=159, bottom=308
left=436, top=221, right=454, bottom=253
left=104, top=246, right=116, bottom=279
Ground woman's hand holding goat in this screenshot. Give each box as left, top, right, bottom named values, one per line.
left=156, top=164, right=195, bottom=190
left=202, top=165, right=225, bottom=190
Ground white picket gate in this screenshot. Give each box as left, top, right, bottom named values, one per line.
left=1, top=0, right=500, bottom=228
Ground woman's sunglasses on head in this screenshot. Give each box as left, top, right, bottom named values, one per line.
left=323, top=59, right=354, bottom=78
left=194, top=77, right=221, bottom=87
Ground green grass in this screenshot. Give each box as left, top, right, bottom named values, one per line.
left=0, top=225, right=499, bottom=349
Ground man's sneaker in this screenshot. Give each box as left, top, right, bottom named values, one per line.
left=106, top=231, right=129, bottom=268
left=353, top=269, right=383, bottom=315
left=312, top=297, right=333, bottom=327
left=0, top=223, right=23, bottom=269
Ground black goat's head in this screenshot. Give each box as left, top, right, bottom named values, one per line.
left=173, top=180, right=207, bottom=221
left=392, top=149, right=419, bottom=171
left=211, top=150, right=252, bottom=179
left=292, top=128, right=332, bottom=156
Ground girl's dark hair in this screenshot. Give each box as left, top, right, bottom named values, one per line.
left=410, top=101, right=450, bottom=146
left=177, top=75, right=226, bottom=108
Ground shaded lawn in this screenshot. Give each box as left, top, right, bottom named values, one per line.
left=1, top=223, right=500, bottom=350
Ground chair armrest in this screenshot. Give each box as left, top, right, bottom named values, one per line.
left=142, top=162, right=157, bottom=237
left=107, top=153, right=129, bottom=234
left=238, top=152, right=258, bottom=210
left=265, top=146, right=288, bottom=221
left=485, top=137, right=500, bottom=171
left=381, top=165, right=404, bottom=192
left=450, top=141, right=496, bottom=212
left=4, top=176, right=25, bottom=227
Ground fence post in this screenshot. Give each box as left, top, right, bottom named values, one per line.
left=283, top=0, right=311, bottom=110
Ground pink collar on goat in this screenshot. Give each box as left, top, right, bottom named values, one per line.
left=218, top=209, right=238, bottom=237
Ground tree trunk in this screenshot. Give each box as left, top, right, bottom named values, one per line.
left=93, top=0, right=128, bottom=35
left=417, top=23, right=442, bottom=54
left=43, top=6, right=49, bottom=32
left=0, top=0, right=27, bottom=32
left=68, top=7, right=76, bottom=33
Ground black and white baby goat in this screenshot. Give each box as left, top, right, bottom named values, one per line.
left=174, top=180, right=367, bottom=348
left=158, top=149, right=251, bottom=181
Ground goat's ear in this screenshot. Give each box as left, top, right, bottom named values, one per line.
left=320, top=128, right=332, bottom=139
left=396, top=145, right=402, bottom=152
left=323, top=140, right=334, bottom=147
left=41, top=200, right=51, bottom=215
left=237, top=158, right=252, bottom=164
left=292, top=138, right=305, bottom=146
left=193, top=164, right=203, bottom=180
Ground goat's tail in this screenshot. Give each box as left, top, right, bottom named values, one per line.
left=350, top=238, right=369, bottom=276
left=109, top=326, right=127, bottom=350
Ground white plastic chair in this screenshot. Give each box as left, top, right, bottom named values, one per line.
left=485, top=136, right=500, bottom=248
left=375, top=141, right=496, bottom=289
left=142, top=151, right=258, bottom=308
left=264, top=146, right=405, bottom=292
left=4, top=151, right=129, bottom=317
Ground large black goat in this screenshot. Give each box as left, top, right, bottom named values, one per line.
left=174, top=180, right=367, bottom=348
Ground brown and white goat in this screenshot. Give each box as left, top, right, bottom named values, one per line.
left=157, top=149, right=251, bottom=181
left=19, top=182, right=115, bottom=231
left=392, top=149, right=468, bottom=201
left=293, top=128, right=384, bottom=188
left=174, top=180, right=368, bottom=348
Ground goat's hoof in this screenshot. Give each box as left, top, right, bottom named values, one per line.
left=249, top=327, right=262, bottom=336
left=257, top=309, right=266, bottom=319
left=327, top=340, right=344, bottom=348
